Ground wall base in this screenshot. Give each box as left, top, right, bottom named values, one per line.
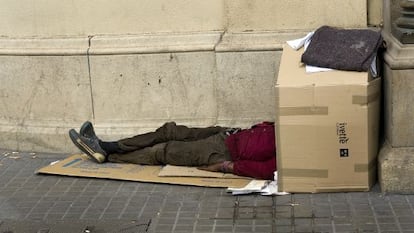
left=379, top=141, right=414, bottom=193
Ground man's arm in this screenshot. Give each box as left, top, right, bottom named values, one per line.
left=197, top=161, right=234, bottom=173
left=198, top=157, right=276, bottom=180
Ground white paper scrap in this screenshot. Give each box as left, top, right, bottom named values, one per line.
left=227, top=180, right=268, bottom=195
left=227, top=172, right=289, bottom=196
left=287, top=31, right=333, bottom=74
left=261, top=181, right=289, bottom=196
left=50, top=160, right=60, bottom=166
left=287, top=32, right=314, bottom=50
left=305, top=65, right=333, bottom=73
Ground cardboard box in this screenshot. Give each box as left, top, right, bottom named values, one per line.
left=275, top=45, right=381, bottom=193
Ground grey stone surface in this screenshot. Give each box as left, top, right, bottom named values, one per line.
left=379, top=30, right=414, bottom=194
left=215, top=51, right=280, bottom=126
left=379, top=142, right=414, bottom=193
left=1, top=149, right=414, bottom=232
left=383, top=64, right=414, bottom=147
left=0, top=32, right=291, bottom=154
left=0, top=55, right=91, bottom=153
left=392, top=0, right=414, bottom=44
left=90, top=52, right=219, bottom=130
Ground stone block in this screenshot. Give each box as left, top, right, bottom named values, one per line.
left=379, top=142, right=414, bottom=193
left=384, top=65, right=414, bottom=147
left=0, top=0, right=224, bottom=37
left=225, top=0, right=367, bottom=31
left=382, top=33, right=414, bottom=147
left=0, top=56, right=91, bottom=153
left=215, top=51, right=280, bottom=127
left=89, top=52, right=219, bottom=139
left=368, top=0, right=383, bottom=26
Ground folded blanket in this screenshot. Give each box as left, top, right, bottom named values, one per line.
left=301, top=26, right=383, bottom=72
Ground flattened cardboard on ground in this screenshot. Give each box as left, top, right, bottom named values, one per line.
left=275, top=44, right=381, bottom=193
left=37, top=154, right=252, bottom=188
left=158, top=165, right=246, bottom=179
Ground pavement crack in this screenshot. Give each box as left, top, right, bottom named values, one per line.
left=233, top=198, right=240, bottom=226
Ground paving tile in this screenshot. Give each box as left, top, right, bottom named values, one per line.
left=4, top=150, right=414, bottom=233
left=194, top=224, right=214, bottom=232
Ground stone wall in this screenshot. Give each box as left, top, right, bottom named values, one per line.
left=0, top=0, right=376, bottom=37
left=0, top=0, right=382, bottom=153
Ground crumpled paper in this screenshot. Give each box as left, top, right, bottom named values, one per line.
left=227, top=172, right=289, bottom=196
left=286, top=32, right=333, bottom=73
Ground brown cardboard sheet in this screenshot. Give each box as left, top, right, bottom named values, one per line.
left=37, top=154, right=252, bottom=188
left=158, top=165, right=246, bottom=179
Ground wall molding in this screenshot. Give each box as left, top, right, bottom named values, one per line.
left=0, top=31, right=307, bottom=56
left=383, top=32, right=414, bottom=70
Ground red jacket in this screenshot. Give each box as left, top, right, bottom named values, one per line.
left=224, top=122, right=277, bottom=180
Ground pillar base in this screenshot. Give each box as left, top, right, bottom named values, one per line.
left=379, top=31, right=414, bottom=193
left=392, top=26, right=414, bottom=44
left=379, top=141, right=414, bottom=193
left=392, top=0, right=414, bottom=44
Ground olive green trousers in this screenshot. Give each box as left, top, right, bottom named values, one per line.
left=107, top=122, right=231, bottom=166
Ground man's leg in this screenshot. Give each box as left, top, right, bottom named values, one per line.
left=109, top=132, right=231, bottom=167
left=108, top=143, right=166, bottom=165
left=159, top=132, right=231, bottom=166
left=117, top=122, right=226, bottom=152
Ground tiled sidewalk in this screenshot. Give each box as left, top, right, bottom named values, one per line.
left=1, top=150, right=414, bottom=233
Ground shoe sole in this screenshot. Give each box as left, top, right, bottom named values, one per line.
left=69, top=129, right=105, bottom=163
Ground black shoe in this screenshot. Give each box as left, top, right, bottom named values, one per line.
left=69, top=129, right=107, bottom=163
left=80, top=121, right=97, bottom=139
